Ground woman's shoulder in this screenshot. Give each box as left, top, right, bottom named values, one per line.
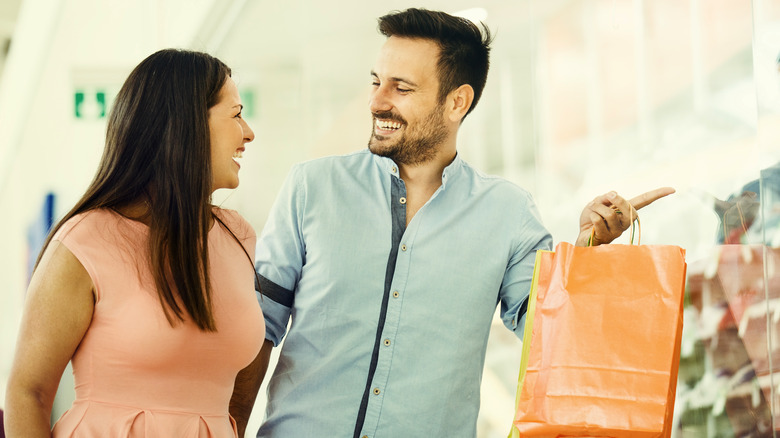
left=54, top=208, right=123, bottom=241
left=212, top=207, right=255, bottom=241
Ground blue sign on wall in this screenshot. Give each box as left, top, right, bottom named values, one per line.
left=26, top=192, right=56, bottom=283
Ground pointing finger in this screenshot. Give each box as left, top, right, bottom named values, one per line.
left=629, top=187, right=676, bottom=210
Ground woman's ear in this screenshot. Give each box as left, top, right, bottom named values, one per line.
left=446, top=84, right=475, bottom=123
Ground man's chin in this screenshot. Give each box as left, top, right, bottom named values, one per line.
left=368, top=140, right=395, bottom=157
left=369, top=147, right=389, bottom=158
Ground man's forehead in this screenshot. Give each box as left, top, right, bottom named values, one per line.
left=373, top=36, right=440, bottom=81
left=380, top=35, right=440, bottom=56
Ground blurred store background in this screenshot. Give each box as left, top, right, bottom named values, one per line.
left=1, top=0, right=780, bottom=436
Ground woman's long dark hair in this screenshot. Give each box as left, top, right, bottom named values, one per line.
left=36, top=49, right=234, bottom=331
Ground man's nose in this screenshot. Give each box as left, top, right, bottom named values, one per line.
left=369, top=87, right=393, bottom=114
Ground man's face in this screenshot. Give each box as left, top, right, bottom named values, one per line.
left=368, top=36, right=449, bottom=166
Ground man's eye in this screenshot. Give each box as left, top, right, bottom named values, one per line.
left=371, top=82, right=380, bottom=87
left=397, top=88, right=411, bottom=93
left=234, top=112, right=243, bottom=118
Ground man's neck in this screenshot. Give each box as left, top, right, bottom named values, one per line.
left=396, top=147, right=456, bottom=227
left=398, top=148, right=456, bottom=190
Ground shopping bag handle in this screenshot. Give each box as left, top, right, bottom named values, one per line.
left=721, top=200, right=750, bottom=244
left=587, top=213, right=641, bottom=246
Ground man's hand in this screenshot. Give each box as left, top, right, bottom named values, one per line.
left=575, top=187, right=676, bottom=247
left=230, top=339, right=274, bottom=437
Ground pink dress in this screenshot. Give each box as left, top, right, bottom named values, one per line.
left=50, top=208, right=265, bottom=437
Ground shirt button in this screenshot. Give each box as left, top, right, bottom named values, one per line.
left=383, top=339, right=391, bottom=346
left=391, top=166, right=397, bottom=173
left=401, top=244, right=407, bottom=251
left=373, top=387, right=381, bottom=395
left=399, top=197, right=407, bottom=204
left=393, top=291, right=399, bottom=298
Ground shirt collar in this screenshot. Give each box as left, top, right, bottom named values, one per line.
left=371, top=153, right=401, bottom=177
left=371, top=150, right=463, bottom=188
left=440, top=153, right=462, bottom=189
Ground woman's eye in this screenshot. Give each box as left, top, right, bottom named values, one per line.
left=397, top=88, right=411, bottom=93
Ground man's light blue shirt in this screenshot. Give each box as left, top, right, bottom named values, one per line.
left=254, top=149, right=552, bottom=438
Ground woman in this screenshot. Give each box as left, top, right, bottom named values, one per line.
left=4, top=49, right=264, bottom=437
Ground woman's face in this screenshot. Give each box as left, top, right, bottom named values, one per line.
left=208, top=76, right=254, bottom=192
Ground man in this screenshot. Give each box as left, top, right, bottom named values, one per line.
left=230, top=8, right=673, bottom=438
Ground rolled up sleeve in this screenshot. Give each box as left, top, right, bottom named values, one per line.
left=499, top=195, right=553, bottom=339
left=255, top=165, right=306, bottom=346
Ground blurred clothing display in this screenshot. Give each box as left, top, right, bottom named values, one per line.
left=679, top=162, right=780, bottom=436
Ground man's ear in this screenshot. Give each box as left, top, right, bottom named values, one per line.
left=446, top=84, right=474, bottom=123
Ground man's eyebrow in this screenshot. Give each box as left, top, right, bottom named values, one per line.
left=370, top=71, right=418, bottom=87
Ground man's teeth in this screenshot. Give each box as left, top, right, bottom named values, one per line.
left=233, top=151, right=243, bottom=159
left=376, top=119, right=402, bottom=130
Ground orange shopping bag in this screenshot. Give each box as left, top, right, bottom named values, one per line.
left=509, top=236, right=687, bottom=437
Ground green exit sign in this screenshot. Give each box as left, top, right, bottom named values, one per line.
left=73, top=88, right=254, bottom=119
left=74, top=90, right=107, bottom=119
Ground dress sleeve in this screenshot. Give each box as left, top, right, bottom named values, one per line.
left=255, top=164, right=306, bottom=346
left=498, top=192, right=553, bottom=340
left=52, top=213, right=103, bottom=302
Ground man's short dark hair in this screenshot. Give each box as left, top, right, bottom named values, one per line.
left=378, top=8, right=492, bottom=118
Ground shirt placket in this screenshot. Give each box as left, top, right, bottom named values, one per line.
left=359, top=167, right=413, bottom=438
left=358, top=163, right=451, bottom=437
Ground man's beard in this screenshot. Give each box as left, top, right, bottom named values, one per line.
left=368, top=104, right=448, bottom=166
